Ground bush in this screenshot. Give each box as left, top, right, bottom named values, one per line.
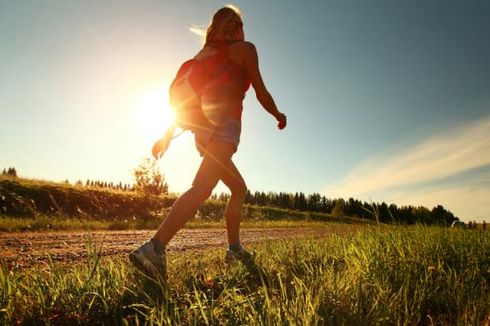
left=132, top=157, right=168, bottom=197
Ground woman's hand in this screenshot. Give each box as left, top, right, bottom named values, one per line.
left=152, top=137, right=167, bottom=160
left=152, top=126, right=176, bottom=159
left=276, top=112, right=287, bottom=130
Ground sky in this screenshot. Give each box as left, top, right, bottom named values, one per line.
left=1, top=1, right=489, bottom=222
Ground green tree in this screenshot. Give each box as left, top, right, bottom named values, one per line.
left=133, top=157, right=168, bottom=196
left=411, top=206, right=432, bottom=224
left=332, top=199, right=345, bottom=218
left=7, top=167, right=17, bottom=177
left=431, top=205, right=457, bottom=225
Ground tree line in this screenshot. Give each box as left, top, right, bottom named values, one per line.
left=81, top=180, right=134, bottom=191
left=212, top=191, right=459, bottom=225
left=2, top=166, right=134, bottom=192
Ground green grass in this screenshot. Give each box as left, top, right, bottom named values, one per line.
left=1, top=225, right=488, bottom=325
left=0, top=215, right=109, bottom=232
left=0, top=215, right=341, bottom=232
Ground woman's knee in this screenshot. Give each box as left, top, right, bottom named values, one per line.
left=230, top=181, right=247, bottom=198
left=189, top=183, right=215, bottom=201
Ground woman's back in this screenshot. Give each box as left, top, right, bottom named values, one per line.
left=196, top=41, right=251, bottom=123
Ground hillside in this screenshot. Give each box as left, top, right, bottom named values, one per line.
left=0, top=176, right=367, bottom=226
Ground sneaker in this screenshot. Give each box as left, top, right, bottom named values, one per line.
left=225, top=246, right=254, bottom=265
left=129, top=241, right=166, bottom=280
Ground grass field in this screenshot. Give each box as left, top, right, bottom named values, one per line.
left=1, top=225, right=488, bottom=325
left=0, top=215, right=357, bottom=233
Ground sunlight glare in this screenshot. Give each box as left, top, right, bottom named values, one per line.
left=133, top=87, right=175, bottom=146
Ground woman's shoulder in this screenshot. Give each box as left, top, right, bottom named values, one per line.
left=229, top=41, right=257, bottom=59
left=229, top=41, right=255, bottom=50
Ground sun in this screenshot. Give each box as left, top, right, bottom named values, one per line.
left=133, top=87, right=175, bottom=145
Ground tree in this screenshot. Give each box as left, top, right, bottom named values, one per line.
left=332, top=199, right=345, bottom=218
left=295, top=192, right=307, bottom=211
left=411, top=206, right=432, bottom=224
left=431, top=205, right=457, bottom=225
left=307, top=193, right=321, bottom=211
left=245, top=190, right=255, bottom=205
left=133, top=157, right=168, bottom=196
left=7, top=167, right=17, bottom=177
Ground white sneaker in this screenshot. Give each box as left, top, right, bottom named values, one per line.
left=225, top=246, right=254, bottom=264
left=129, top=241, right=166, bottom=279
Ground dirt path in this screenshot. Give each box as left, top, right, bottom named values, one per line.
left=0, top=228, right=330, bottom=269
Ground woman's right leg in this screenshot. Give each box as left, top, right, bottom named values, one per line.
left=152, top=142, right=235, bottom=246
left=220, top=159, right=247, bottom=246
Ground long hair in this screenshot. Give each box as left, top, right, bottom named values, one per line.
left=191, top=5, right=243, bottom=45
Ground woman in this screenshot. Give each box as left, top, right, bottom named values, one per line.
left=129, top=5, right=287, bottom=279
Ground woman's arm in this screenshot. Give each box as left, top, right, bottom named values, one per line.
left=243, top=42, right=287, bottom=129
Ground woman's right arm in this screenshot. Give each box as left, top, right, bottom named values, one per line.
left=243, top=42, right=287, bottom=129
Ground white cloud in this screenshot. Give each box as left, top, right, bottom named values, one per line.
left=323, top=116, right=490, bottom=221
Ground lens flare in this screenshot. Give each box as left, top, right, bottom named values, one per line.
left=133, top=87, right=175, bottom=146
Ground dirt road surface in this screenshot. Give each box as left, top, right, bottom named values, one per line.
left=0, top=228, right=330, bottom=269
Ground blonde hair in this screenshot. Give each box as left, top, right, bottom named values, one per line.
left=190, top=5, right=243, bottom=45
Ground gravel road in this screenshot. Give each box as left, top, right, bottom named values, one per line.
left=0, top=228, right=330, bottom=268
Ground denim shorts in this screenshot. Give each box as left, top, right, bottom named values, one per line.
left=194, top=116, right=242, bottom=156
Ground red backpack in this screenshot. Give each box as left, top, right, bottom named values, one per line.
left=169, top=58, right=208, bottom=131
left=169, top=41, right=245, bottom=131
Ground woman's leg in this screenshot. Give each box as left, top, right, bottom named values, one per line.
left=219, top=158, right=247, bottom=245
left=152, top=142, right=236, bottom=246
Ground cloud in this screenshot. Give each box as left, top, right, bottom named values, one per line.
left=323, top=116, right=490, bottom=221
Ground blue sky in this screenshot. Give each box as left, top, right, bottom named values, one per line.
left=1, top=1, right=489, bottom=221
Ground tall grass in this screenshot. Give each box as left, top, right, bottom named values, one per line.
left=1, top=226, right=488, bottom=325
